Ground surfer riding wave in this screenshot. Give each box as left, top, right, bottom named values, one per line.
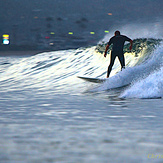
left=104, top=31, right=133, bottom=78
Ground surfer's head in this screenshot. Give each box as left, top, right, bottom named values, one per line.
left=114, top=31, right=120, bottom=36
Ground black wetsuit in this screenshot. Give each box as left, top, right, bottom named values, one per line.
left=107, top=35, right=131, bottom=77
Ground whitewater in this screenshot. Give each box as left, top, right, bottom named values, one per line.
left=94, top=38, right=163, bottom=98
left=0, top=32, right=163, bottom=162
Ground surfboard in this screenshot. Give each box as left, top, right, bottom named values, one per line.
left=77, top=76, right=106, bottom=83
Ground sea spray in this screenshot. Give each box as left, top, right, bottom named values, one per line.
left=91, top=39, right=163, bottom=98
left=120, top=67, right=163, bottom=98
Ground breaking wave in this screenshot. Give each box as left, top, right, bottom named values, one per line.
left=0, top=38, right=162, bottom=99
left=91, top=38, right=163, bottom=98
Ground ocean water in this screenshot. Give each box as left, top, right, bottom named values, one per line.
left=0, top=36, right=163, bottom=162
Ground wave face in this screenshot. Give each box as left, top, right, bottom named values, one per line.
left=94, top=38, right=163, bottom=98
left=0, top=38, right=162, bottom=99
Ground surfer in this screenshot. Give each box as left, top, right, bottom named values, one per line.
left=104, top=31, right=133, bottom=78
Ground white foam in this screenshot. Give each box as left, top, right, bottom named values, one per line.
left=92, top=42, right=163, bottom=98
left=119, top=43, right=163, bottom=98
left=120, top=67, right=163, bottom=98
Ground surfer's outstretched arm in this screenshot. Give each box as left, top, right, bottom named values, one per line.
left=104, top=44, right=110, bottom=57
left=129, top=40, right=133, bottom=51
